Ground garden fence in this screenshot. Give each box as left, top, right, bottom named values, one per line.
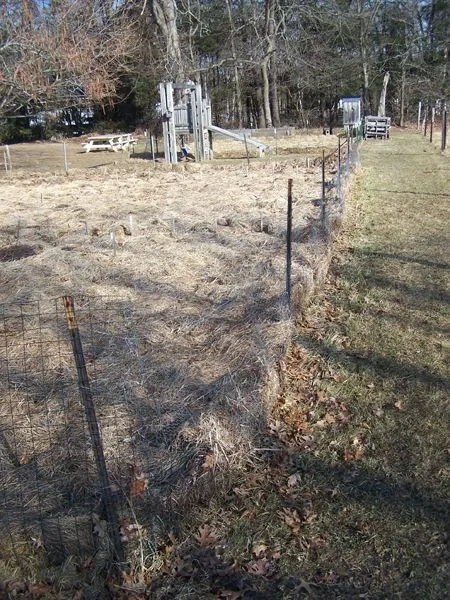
left=0, top=133, right=361, bottom=583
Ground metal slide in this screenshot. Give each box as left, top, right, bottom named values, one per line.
left=207, top=125, right=269, bottom=154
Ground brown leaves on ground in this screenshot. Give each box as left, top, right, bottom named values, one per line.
left=271, top=345, right=350, bottom=452
left=129, top=472, right=149, bottom=497
left=278, top=507, right=302, bottom=534
left=195, top=524, right=220, bottom=547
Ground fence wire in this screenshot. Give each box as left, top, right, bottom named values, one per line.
left=0, top=134, right=361, bottom=585
left=0, top=297, right=167, bottom=577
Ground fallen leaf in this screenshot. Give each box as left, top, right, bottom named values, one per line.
left=130, top=473, right=149, bottom=497
left=293, top=578, right=316, bottom=595
left=278, top=507, right=301, bottom=533
left=120, top=520, right=144, bottom=542
left=240, top=509, right=255, bottom=519
left=27, top=583, right=54, bottom=597
left=394, top=400, right=403, bottom=410
left=246, top=558, right=272, bottom=576
left=252, top=542, right=267, bottom=557
left=219, top=591, right=241, bottom=599
left=195, top=524, right=220, bottom=547
left=202, top=453, right=215, bottom=469
left=287, top=473, right=302, bottom=487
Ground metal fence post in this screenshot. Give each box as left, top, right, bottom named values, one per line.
left=441, top=108, right=447, bottom=152
left=62, top=296, right=125, bottom=565
left=286, top=179, right=293, bottom=308
left=321, top=149, right=326, bottom=222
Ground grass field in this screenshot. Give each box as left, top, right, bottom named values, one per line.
left=139, top=129, right=449, bottom=599
left=1, top=128, right=447, bottom=598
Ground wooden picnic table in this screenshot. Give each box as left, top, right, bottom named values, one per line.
left=82, top=133, right=136, bottom=153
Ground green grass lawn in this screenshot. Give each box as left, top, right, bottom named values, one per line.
left=275, top=129, right=450, bottom=598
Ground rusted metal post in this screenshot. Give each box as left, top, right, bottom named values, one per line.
left=286, top=179, right=293, bottom=308
left=321, top=150, right=326, bottom=223
left=62, top=296, right=124, bottom=565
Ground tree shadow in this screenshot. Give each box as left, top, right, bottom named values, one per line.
left=368, top=188, right=450, bottom=198
left=357, top=249, right=450, bottom=271
left=358, top=273, right=450, bottom=305
left=294, top=331, right=449, bottom=390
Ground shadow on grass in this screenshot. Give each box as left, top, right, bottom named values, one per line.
left=289, top=452, right=449, bottom=526
left=294, top=332, right=449, bottom=390
left=357, top=273, right=450, bottom=305
left=368, top=188, right=450, bottom=198
left=356, top=249, right=450, bottom=271
left=338, top=302, right=450, bottom=336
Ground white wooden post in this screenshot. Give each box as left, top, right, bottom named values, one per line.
left=417, top=101, right=422, bottom=131
left=160, top=82, right=178, bottom=164
left=63, top=143, right=68, bottom=174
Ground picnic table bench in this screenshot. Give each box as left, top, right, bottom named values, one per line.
left=82, top=133, right=136, bottom=153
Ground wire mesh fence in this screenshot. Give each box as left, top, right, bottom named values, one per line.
left=0, top=296, right=177, bottom=579
left=0, top=133, right=361, bottom=586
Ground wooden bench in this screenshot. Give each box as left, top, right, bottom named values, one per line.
left=364, top=117, right=391, bottom=140
left=82, top=134, right=137, bottom=153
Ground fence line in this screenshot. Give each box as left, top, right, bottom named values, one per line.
left=0, top=131, right=361, bottom=589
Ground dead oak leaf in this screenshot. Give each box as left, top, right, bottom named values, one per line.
left=202, top=453, right=215, bottom=469
left=278, top=507, right=301, bottom=533
left=252, top=542, right=267, bottom=557
left=130, top=473, right=149, bottom=497
left=246, top=558, right=272, bottom=576
left=195, top=524, right=220, bottom=547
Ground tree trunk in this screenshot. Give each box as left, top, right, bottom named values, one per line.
left=400, top=64, right=406, bottom=127
left=256, top=86, right=266, bottom=128
left=270, top=57, right=280, bottom=127
left=226, top=0, right=243, bottom=128
left=261, top=0, right=277, bottom=129
left=152, top=0, right=183, bottom=80
left=356, top=0, right=374, bottom=116
left=378, top=71, right=390, bottom=117
left=261, top=60, right=272, bottom=128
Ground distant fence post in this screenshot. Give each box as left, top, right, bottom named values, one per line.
left=63, top=143, right=69, bottom=175
left=286, top=179, right=293, bottom=309
left=430, top=107, right=434, bottom=144
left=337, top=138, right=341, bottom=195
left=417, top=101, right=422, bottom=131
left=346, top=130, right=350, bottom=172
left=321, top=149, right=326, bottom=222
left=441, top=107, right=447, bottom=153
left=4, top=145, right=12, bottom=174
left=62, top=296, right=125, bottom=565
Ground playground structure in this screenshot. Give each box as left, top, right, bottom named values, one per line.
left=159, top=81, right=268, bottom=164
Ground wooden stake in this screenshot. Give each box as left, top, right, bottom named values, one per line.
left=243, top=133, right=250, bottom=169
left=63, top=142, right=68, bottom=175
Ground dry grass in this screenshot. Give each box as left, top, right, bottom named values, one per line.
left=143, top=128, right=449, bottom=599
left=0, top=132, right=347, bottom=591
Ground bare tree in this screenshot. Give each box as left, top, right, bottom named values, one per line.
left=0, top=0, right=136, bottom=116
left=152, top=0, right=184, bottom=80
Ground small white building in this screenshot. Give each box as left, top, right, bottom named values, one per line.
left=339, top=97, right=362, bottom=130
